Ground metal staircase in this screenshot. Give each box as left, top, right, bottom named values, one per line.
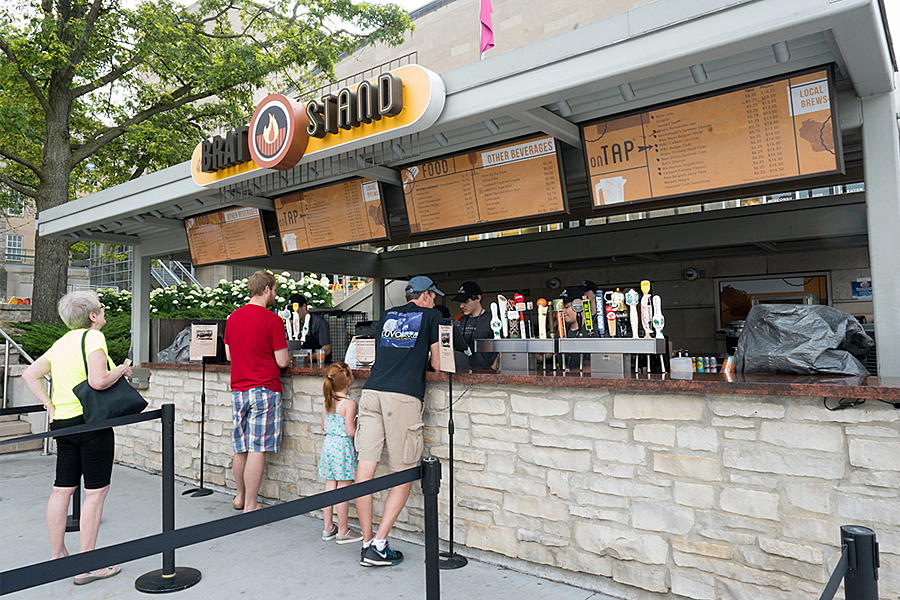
left=151, top=261, right=201, bottom=288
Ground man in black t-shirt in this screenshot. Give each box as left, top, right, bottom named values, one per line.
left=288, top=294, right=332, bottom=362
left=354, top=275, right=442, bottom=568
left=559, top=286, right=590, bottom=371
left=452, top=281, right=499, bottom=370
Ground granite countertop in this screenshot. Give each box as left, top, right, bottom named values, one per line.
left=145, top=362, right=900, bottom=402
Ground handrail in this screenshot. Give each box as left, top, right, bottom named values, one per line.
left=171, top=261, right=201, bottom=287
left=0, top=325, right=51, bottom=452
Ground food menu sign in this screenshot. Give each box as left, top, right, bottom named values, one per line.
left=582, top=68, right=842, bottom=207
left=401, top=135, right=567, bottom=235
left=185, top=207, right=269, bottom=266
left=274, top=178, right=388, bottom=253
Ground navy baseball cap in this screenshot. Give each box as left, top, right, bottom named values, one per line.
left=558, top=286, right=584, bottom=303
left=406, top=276, right=444, bottom=296
left=452, top=281, right=483, bottom=302
left=580, top=280, right=599, bottom=293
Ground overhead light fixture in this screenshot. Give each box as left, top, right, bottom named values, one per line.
left=434, top=132, right=449, bottom=147
left=192, top=198, right=204, bottom=208
left=618, top=83, right=635, bottom=102
left=133, top=214, right=145, bottom=222
left=690, top=64, right=707, bottom=84
left=556, top=100, right=572, bottom=118
left=772, top=41, right=790, bottom=63
left=392, top=143, right=404, bottom=159
left=149, top=210, right=163, bottom=218
left=483, top=119, right=500, bottom=134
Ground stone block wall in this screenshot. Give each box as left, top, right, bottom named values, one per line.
left=120, top=368, right=900, bottom=599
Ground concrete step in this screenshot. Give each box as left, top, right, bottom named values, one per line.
left=0, top=419, right=31, bottom=436
left=0, top=416, right=41, bottom=454
left=0, top=437, right=42, bottom=454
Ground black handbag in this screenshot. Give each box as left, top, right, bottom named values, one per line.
left=73, top=331, right=147, bottom=423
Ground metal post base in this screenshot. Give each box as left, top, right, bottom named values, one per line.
left=135, top=567, right=202, bottom=593
left=65, top=515, right=79, bottom=533
left=182, top=488, right=213, bottom=497
left=439, top=551, right=468, bottom=570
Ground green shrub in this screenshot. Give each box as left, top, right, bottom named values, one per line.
left=10, top=312, right=131, bottom=365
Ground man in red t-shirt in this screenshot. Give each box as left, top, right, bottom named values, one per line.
left=224, top=271, right=289, bottom=512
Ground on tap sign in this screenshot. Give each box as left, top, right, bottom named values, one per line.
left=191, top=64, right=446, bottom=188
left=581, top=67, right=842, bottom=208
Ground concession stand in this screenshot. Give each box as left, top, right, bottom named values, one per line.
left=35, top=0, right=900, bottom=597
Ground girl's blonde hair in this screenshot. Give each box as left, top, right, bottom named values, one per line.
left=323, top=362, right=352, bottom=413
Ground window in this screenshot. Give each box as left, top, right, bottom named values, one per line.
left=6, top=235, right=23, bottom=262
left=6, top=194, right=24, bottom=217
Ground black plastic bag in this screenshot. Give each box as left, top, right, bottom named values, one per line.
left=735, top=305, right=873, bottom=376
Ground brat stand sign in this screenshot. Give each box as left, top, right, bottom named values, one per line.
left=190, top=65, right=446, bottom=188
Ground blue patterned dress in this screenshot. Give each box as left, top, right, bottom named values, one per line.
left=318, top=398, right=358, bottom=481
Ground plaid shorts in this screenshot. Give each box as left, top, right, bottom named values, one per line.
left=232, top=387, right=282, bottom=453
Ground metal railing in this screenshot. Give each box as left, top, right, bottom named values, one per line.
left=151, top=261, right=201, bottom=288
left=0, top=325, right=51, bottom=453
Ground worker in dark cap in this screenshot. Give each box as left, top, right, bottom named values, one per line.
left=558, top=286, right=590, bottom=371
left=452, top=281, right=498, bottom=370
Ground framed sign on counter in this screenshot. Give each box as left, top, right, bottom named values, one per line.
left=401, top=135, right=568, bottom=235
left=582, top=66, right=843, bottom=209
left=185, top=207, right=269, bottom=266
left=274, top=178, right=389, bottom=253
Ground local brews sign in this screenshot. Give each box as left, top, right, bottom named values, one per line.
left=191, top=65, right=446, bottom=188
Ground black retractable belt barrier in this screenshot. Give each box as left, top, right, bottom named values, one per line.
left=0, top=404, right=45, bottom=416
left=0, top=409, right=162, bottom=446
left=421, top=457, right=442, bottom=600
left=818, top=525, right=879, bottom=600
left=1, top=430, right=424, bottom=596
left=136, top=403, right=202, bottom=592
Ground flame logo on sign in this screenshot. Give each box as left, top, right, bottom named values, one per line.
left=263, top=114, right=279, bottom=145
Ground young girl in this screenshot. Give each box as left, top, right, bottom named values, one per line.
left=319, top=362, right=363, bottom=544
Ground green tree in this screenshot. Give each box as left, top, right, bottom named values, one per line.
left=0, top=0, right=411, bottom=323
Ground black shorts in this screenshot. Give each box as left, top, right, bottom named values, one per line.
left=50, top=415, right=115, bottom=489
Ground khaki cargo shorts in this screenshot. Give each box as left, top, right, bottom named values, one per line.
left=355, top=389, right=424, bottom=471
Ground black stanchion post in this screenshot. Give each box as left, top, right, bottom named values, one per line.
left=422, top=457, right=441, bottom=600
left=136, top=403, right=202, bottom=593
left=183, top=359, right=212, bottom=497
left=440, top=373, right=467, bottom=570
left=842, top=525, right=879, bottom=600
left=66, top=480, right=81, bottom=532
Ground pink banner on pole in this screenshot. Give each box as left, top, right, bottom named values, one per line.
left=480, top=0, right=494, bottom=53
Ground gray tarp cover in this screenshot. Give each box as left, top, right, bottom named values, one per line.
left=735, top=305, right=873, bottom=376
left=156, top=326, right=192, bottom=363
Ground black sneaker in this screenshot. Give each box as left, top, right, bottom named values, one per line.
left=362, top=542, right=404, bottom=566
left=360, top=545, right=372, bottom=567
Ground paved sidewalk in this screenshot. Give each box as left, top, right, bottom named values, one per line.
left=1, top=452, right=613, bottom=599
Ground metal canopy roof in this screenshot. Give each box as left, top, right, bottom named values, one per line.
left=37, top=0, right=897, bottom=274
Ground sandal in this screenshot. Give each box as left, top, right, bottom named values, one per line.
left=233, top=498, right=244, bottom=511
left=73, top=564, right=121, bottom=585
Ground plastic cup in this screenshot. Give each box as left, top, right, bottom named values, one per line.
left=315, top=349, right=325, bottom=366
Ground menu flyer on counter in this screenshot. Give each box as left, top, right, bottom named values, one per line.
left=275, top=178, right=389, bottom=253
left=582, top=68, right=842, bottom=208
left=185, top=207, right=269, bottom=266
left=401, top=135, right=567, bottom=235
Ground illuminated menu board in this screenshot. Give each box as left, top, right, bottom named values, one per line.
left=274, top=178, right=388, bottom=253
left=401, top=135, right=567, bottom=234
left=582, top=68, right=842, bottom=207
left=185, top=207, right=269, bottom=266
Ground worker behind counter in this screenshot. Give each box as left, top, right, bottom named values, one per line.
left=289, top=293, right=332, bottom=362
left=451, top=281, right=499, bottom=371
left=558, top=286, right=591, bottom=371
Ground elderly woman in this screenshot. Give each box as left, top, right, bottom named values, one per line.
left=22, top=291, right=132, bottom=585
